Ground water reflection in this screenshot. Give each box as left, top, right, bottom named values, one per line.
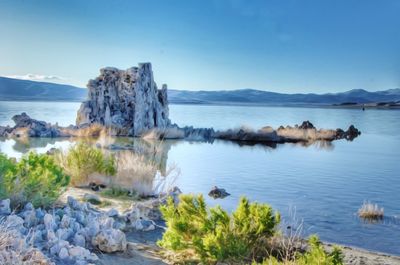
left=0, top=136, right=335, bottom=159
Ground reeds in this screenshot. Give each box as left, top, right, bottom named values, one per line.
left=358, top=201, right=384, bottom=220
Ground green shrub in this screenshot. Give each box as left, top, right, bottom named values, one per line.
left=0, top=154, right=15, bottom=198
left=0, top=152, right=70, bottom=208
left=255, top=235, right=343, bottom=265
left=55, top=143, right=116, bottom=186
left=158, top=194, right=280, bottom=263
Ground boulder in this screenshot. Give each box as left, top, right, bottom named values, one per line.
left=91, top=228, right=127, bottom=253
left=76, top=63, right=170, bottom=136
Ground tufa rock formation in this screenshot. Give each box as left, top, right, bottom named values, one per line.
left=0, top=63, right=361, bottom=143
left=76, top=63, right=170, bottom=136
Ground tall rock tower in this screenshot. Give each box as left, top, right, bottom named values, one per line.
left=76, top=63, right=170, bottom=136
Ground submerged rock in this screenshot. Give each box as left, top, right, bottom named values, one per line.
left=336, top=125, right=361, bottom=141
left=208, top=186, right=230, bottom=199
left=76, top=63, right=170, bottom=136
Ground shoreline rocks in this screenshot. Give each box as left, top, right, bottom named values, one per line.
left=0, top=63, right=361, bottom=143
left=0, top=112, right=361, bottom=144
left=0, top=186, right=181, bottom=265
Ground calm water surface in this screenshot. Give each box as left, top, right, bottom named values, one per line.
left=1, top=101, right=400, bottom=255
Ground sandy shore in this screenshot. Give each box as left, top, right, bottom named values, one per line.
left=59, top=188, right=400, bottom=265
left=325, top=243, right=400, bottom=265
left=98, top=225, right=400, bottom=265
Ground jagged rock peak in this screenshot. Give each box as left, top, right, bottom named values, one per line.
left=76, top=63, right=170, bottom=136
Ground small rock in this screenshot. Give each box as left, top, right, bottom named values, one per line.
left=67, top=196, right=80, bottom=210
left=134, top=219, right=155, bottom=231
left=68, top=246, right=98, bottom=262
left=24, top=202, right=34, bottom=211
left=50, top=239, right=69, bottom=255
left=73, top=233, right=86, bottom=248
left=59, top=247, right=69, bottom=259
left=21, top=209, right=37, bottom=227
left=60, top=215, right=74, bottom=229
left=44, top=214, right=56, bottom=230
left=0, top=199, right=11, bottom=215
left=5, top=214, right=24, bottom=227
left=56, top=228, right=73, bottom=241
left=107, top=208, right=119, bottom=217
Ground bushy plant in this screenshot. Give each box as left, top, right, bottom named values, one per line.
left=255, top=235, right=343, bottom=265
left=55, top=143, right=116, bottom=186
left=0, top=154, right=15, bottom=198
left=158, top=194, right=280, bottom=263
left=0, top=152, right=69, bottom=208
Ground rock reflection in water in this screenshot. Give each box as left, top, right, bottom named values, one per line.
left=0, top=136, right=334, bottom=196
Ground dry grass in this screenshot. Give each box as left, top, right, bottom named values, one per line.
left=112, top=150, right=180, bottom=197
left=358, top=201, right=384, bottom=220
left=257, top=206, right=306, bottom=263
left=0, top=219, right=52, bottom=265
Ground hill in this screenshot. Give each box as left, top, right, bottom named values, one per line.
left=1, top=76, right=399, bottom=105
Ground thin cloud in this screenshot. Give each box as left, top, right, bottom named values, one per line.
left=5, top=73, right=67, bottom=83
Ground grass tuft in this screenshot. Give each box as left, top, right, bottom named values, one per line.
left=358, top=201, right=384, bottom=220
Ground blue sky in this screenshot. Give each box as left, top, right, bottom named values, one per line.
left=0, top=0, right=399, bottom=93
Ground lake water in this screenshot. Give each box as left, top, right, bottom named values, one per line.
left=1, top=101, right=400, bottom=255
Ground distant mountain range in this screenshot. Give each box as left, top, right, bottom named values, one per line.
left=0, top=76, right=87, bottom=101
left=1, top=76, right=400, bottom=105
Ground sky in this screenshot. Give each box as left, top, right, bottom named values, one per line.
left=0, top=0, right=399, bottom=93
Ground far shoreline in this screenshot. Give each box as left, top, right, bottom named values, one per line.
left=1, top=99, right=400, bottom=110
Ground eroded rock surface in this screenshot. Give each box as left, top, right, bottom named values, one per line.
left=76, top=63, right=170, bottom=136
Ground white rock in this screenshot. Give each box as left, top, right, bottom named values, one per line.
left=91, top=228, right=127, bottom=253
left=68, top=246, right=98, bottom=262
left=107, top=208, right=119, bottom=217
left=21, top=210, right=37, bottom=227
left=44, top=214, right=56, bottom=230
left=76, top=63, right=170, bottom=136
left=73, top=233, right=86, bottom=248
left=56, top=228, right=73, bottom=241
left=0, top=199, right=11, bottom=215
left=24, top=202, right=34, bottom=211
left=5, top=215, right=24, bottom=232
left=67, top=196, right=80, bottom=210
left=134, top=219, right=156, bottom=231
left=60, top=215, right=74, bottom=229
left=59, top=247, right=69, bottom=259
left=50, top=239, right=69, bottom=255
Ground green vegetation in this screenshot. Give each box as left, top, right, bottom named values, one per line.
left=55, top=143, right=116, bottom=186
left=255, top=235, right=343, bottom=265
left=158, top=194, right=343, bottom=264
left=158, top=194, right=280, bottom=263
left=0, top=152, right=69, bottom=208
left=101, top=186, right=138, bottom=200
